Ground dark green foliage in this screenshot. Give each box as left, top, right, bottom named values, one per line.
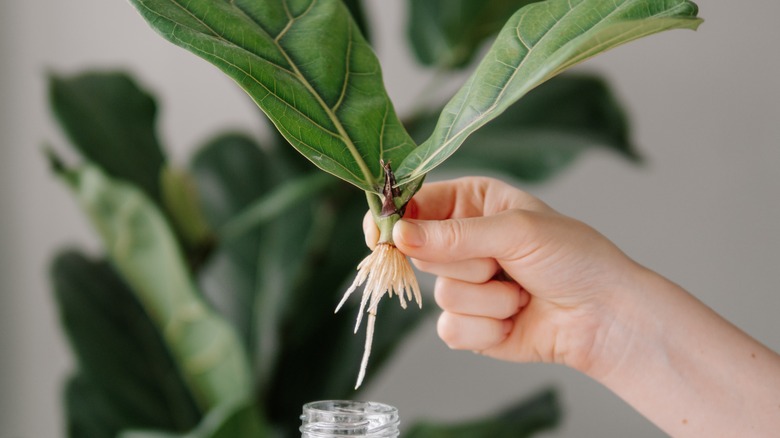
left=52, top=251, right=201, bottom=436
left=48, top=72, right=166, bottom=203
left=191, top=133, right=283, bottom=356
left=407, top=0, right=540, bottom=69
left=47, top=68, right=570, bottom=437
left=421, top=74, right=638, bottom=182
left=261, top=191, right=435, bottom=435
left=120, top=401, right=269, bottom=438
left=45, top=0, right=698, bottom=436
left=405, top=389, right=561, bottom=437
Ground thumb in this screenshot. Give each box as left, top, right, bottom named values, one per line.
left=393, top=210, right=536, bottom=264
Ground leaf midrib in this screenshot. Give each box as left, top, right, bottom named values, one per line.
left=268, top=3, right=375, bottom=187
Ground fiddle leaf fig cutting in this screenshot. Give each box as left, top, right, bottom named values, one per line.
left=128, top=0, right=701, bottom=388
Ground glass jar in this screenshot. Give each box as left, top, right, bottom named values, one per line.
left=300, top=400, right=400, bottom=437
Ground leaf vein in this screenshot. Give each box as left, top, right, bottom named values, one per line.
left=332, top=22, right=352, bottom=112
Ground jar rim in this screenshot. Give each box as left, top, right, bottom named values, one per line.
left=302, top=400, right=397, bottom=415
left=300, top=400, right=400, bottom=437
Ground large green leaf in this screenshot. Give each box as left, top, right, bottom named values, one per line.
left=64, top=374, right=123, bottom=438
left=419, top=74, right=637, bottom=182
left=160, top=167, right=214, bottom=250
left=407, top=0, right=538, bottom=69
left=190, top=133, right=279, bottom=230
left=396, top=0, right=701, bottom=184
left=191, top=133, right=277, bottom=362
left=52, top=251, right=200, bottom=437
left=190, top=132, right=332, bottom=394
left=128, top=0, right=416, bottom=192
left=342, top=0, right=371, bottom=43
left=48, top=72, right=167, bottom=203
left=53, top=160, right=252, bottom=411
left=405, top=389, right=560, bottom=438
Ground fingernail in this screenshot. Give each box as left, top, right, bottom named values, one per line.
left=396, top=220, right=426, bottom=247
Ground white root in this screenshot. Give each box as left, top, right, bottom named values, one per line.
left=355, top=311, right=375, bottom=390
left=335, top=242, right=422, bottom=389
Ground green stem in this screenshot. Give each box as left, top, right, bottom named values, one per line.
left=376, top=213, right=401, bottom=244
left=396, top=175, right=425, bottom=210
left=220, top=173, right=334, bottom=241
left=365, top=191, right=401, bottom=244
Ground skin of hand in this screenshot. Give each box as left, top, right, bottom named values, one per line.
left=364, top=176, right=643, bottom=375
left=363, top=176, right=780, bottom=437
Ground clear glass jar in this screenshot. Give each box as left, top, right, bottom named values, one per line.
left=300, top=400, right=400, bottom=437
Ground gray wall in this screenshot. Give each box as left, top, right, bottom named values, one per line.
left=2, top=1, right=778, bottom=437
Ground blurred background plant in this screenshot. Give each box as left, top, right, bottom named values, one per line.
left=46, top=1, right=642, bottom=436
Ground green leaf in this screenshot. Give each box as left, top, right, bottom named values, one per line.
left=52, top=251, right=200, bottom=437
left=128, top=0, right=416, bottom=192
left=161, top=166, right=214, bottom=248
left=219, top=172, right=335, bottom=243
left=120, top=400, right=270, bottom=438
left=190, top=133, right=274, bottom=354
left=64, top=374, right=124, bottom=438
left=48, top=71, right=167, bottom=203
left=431, top=74, right=637, bottom=182
left=54, top=160, right=252, bottom=411
left=396, top=0, right=701, bottom=185
left=190, top=133, right=278, bottom=230
left=342, top=0, right=371, bottom=43
left=190, top=133, right=329, bottom=394
left=405, top=388, right=561, bottom=438
left=407, top=0, right=539, bottom=69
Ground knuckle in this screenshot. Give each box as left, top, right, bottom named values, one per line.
left=499, top=209, right=543, bottom=259
left=438, top=218, right=466, bottom=249
left=437, top=312, right=465, bottom=349
left=466, top=176, right=494, bottom=195
left=496, top=282, right=523, bottom=318
left=433, top=277, right=458, bottom=310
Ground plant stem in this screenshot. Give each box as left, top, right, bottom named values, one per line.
left=219, top=172, right=334, bottom=241
left=376, top=213, right=401, bottom=244
left=365, top=191, right=402, bottom=244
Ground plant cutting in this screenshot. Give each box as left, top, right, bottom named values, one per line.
left=126, top=0, right=701, bottom=388
left=46, top=0, right=702, bottom=436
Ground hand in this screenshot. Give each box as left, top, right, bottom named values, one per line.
left=366, top=176, right=780, bottom=436
left=364, top=176, right=644, bottom=374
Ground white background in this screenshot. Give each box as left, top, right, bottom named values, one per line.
left=1, top=1, right=778, bottom=437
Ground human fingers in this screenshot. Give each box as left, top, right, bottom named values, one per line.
left=363, top=177, right=512, bottom=248
left=412, top=257, right=501, bottom=284
left=362, top=211, right=379, bottom=249
left=437, top=311, right=513, bottom=351
left=366, top=177, right=547, bottom=249
left=407, top=177, right=551, bottom=220
left=393, top=209, right=543, bottom=264
left=434, top=277, right=530, bottom=319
